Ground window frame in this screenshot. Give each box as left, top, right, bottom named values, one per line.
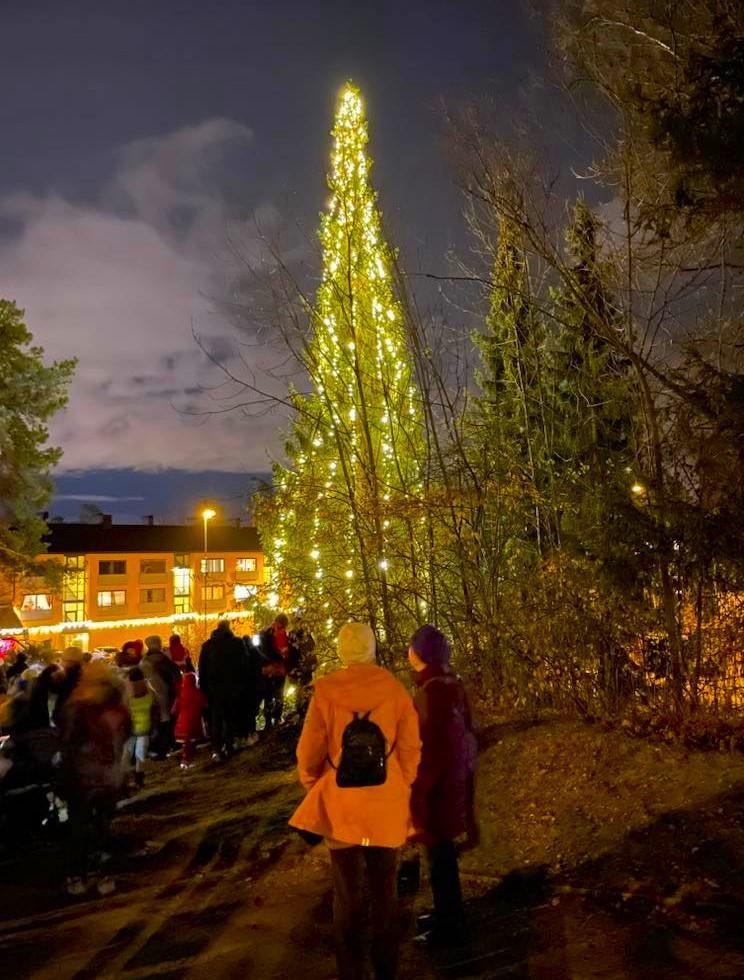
left=97, top=589, right=126, bottom=608
left=21, top=593, right=53, bottom=612
left=200, top=558, right=225, bottom=574
left=139, top=558, right=167, bottom=575
left=236, top=557, right=257, bottom=573
left=98, top=559, right=127, bottom=576
left=140, top=587, right=167, bottom=605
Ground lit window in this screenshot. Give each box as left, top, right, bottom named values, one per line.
left=140, top=588, right=166, bottom=604
left=234, top=584, right=257, bottom=601
left=140, top=559, right=166, bottom=574
left=173, top=567, right=191, bottom=596
left=99, top=560, right=126, bottom=575
left=97, top=590, right=126, bottom=607
left=204, top=585, right=225, bottom=601
left=200, top=558, right=225, bottom=573
left=174, top=553, right=189, bottom=568
left=21, top=593, right=52, bottom=612
left=236, top=557, right=257, bottom=572
left=63, top=600, right=84, bottom=622
left=174, top=595, right=191, bottom=614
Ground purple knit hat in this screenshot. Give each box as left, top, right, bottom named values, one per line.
left=410, top=624, right=452, bottom=667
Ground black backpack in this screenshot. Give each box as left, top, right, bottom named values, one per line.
left=331, top=711, right=394, bottom=788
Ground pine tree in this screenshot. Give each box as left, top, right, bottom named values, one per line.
left=0, top=299, right=76, bottom=576
left=258, top=84, right=424, bottom=660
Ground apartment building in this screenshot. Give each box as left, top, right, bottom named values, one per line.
left=0, top=520, right=265, bottom=653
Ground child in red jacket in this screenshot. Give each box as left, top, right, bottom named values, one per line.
left=172, top=672, right=207, bottom=768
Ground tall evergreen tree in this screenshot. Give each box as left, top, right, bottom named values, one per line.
left=549, top=201, right=639, bottom=568
left=258, top=84, right=424, bottom=659
left=473, top=217, right=553, bottom=556
left=0, top=299, right=76, bottom=576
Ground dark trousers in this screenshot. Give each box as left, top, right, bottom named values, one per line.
left=210, top=700, right=238, bottom=755
left=427, top=840, right=464, bottom=931
left=330, top=846, right=399, bottom=980
left=67, top=791, right=115, bottom=879
left=153, top=719, right=175, bottom=760
left=239, top=692, right=261, bottom=737
left=264, top=676, right=286, bottom=728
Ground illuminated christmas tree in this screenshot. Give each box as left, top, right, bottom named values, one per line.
left=259, top=83, right=424, bottom=660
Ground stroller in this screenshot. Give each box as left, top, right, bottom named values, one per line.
left=0, top=727, right=67, bottom=844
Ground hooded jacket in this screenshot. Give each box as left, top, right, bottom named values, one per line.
left=60, top=669, right=131, bottom=796
left=141, top=649, right=181, bottom=722
left=290, top=663, right=421, bottom=848
left=410, top=664, right=477, bottom=843
left=173, top=673, right=207, bottom=740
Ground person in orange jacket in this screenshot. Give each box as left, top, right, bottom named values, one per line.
left=290, top=622, right=421, bottom=980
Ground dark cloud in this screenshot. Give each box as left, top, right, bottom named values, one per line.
left=0, top=119, right=286, bottom=472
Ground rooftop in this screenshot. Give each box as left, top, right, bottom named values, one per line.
left=42, top=522, right=262, bottom=555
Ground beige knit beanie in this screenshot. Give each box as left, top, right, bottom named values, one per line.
left=337, top=622, right=376, bottom=666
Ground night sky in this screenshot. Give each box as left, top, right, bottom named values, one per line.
left=0, top=0, right=542, bottom=521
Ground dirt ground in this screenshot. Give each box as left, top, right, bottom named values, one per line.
left=1, top=720, right=744, bottom=979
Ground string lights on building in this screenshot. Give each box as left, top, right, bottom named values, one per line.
left=0, top=608, right=248, bottom=639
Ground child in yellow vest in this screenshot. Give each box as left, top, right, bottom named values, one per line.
left=127, top=667, right=157, bottom=789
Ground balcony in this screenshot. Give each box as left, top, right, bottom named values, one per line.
left=98, top=573, right=128, bottom=587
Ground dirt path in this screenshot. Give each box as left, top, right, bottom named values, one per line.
left=2, top=729, right=744, bottom=979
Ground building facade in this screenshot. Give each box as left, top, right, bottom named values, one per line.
left=0, top=521, right=266, bottom=653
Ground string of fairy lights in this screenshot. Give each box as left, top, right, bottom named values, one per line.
left=0, top=609, right=248, bottom=639
left=269, top=83, right=423, bottom=637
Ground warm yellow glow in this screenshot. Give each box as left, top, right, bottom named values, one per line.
left=631, top=483, right=645, bottom=495
left=0, top=609, right=248, bottom=639
left=260, top=80, right=424, bottom=640
left=202, top=507, right=217, bottom=521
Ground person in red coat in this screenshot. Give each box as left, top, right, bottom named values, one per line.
left=172, top=672, right=207, bottom=768
left=168, top=633, right=192, bottom=670
left=408, top=624, right=478, bottom=947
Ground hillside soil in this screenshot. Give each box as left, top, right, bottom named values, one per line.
left=1, top=719, right=744, bottom=979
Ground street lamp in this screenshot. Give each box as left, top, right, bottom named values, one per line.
left=201, top=508, right=216, bottom=631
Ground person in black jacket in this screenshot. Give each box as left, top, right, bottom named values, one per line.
left=241, top=636, right=268, bottom=744
left=198, top=621, right=252, bottom=759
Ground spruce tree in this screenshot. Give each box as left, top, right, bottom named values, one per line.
left=258, top=84, right=423, bottom=660
left=473, top=217, right=553, bottom=557
left=550, top=200, right=638, bottom=564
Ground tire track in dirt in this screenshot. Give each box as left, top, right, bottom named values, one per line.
left=0, top=758, right=299, bottom=980
left=63, top=787, right=297, bottom=980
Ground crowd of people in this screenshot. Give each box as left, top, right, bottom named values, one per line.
left=0, top=614, right=317, bottom=895
left=1, top=615, right=476, bottom=980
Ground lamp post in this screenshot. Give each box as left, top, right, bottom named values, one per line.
left=201, top=508, right=216, bottom=635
